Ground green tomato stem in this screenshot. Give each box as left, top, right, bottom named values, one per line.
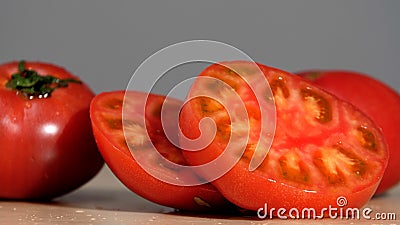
left=5, top=60, right=81, bottom=99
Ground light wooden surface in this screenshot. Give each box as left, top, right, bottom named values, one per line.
left=0, top=166, right=399, bottom=225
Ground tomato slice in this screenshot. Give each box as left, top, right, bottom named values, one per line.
left=179, top=61, right=388, bottom=213
left=297, top=70, right=400, bottom=195
left=90, top=90, right=231, bottom=211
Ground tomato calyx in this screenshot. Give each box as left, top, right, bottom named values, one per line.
left=5, top=61, right=81, bottom=99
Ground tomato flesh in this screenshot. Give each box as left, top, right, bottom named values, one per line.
left=297, top=70, right=400, bottom=195
left=180, top=61, right=388, bottom=212
left=90, top=90, right=231, bottom=211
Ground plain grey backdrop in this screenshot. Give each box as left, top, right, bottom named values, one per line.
left=1, top=0, right=399, bottom=96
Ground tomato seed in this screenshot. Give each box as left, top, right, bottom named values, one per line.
left=104, top=98, right=123, bottom=110
left=193, top=196, right=211, bottom=208
left=105, top=117, right=122, bottom=130
left=301, top=88, right=332, bottom=123
left=357, top=126, right=377, bottom=151
left=270, top=77, right=290, bottom=99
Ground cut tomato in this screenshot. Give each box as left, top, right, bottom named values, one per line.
left=179, top=61, right=388, bottom=213
left=90, top=90, right=231, bottom=211
left=297, top=70, right=400, bottom=195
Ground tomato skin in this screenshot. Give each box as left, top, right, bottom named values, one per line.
left=297, top=70, right=400, bottom=195
left=90, top=91, right=232, bottom=211
left=213, top=165, right=378, bottom=213
left=0, top=61, right=104, bottom=200
left=180, top=61, right=388, bottom=213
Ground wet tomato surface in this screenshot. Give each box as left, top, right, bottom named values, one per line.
left=0, top=61, right=103, bottom=200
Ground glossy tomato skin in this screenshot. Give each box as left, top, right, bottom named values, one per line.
left=90, top=91, right=232, bottom=211
left=0, top=61, right=104, bottom=200
left=297, top=70, right=400, bottom=195
left=180, top=61, right=388, bottom=213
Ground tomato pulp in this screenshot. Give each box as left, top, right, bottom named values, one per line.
left=297, top=70, right=400, bottom=195
left=179, top=61, right=388, bottom=213
left=0, top=61, right=103, bottom=200
left=90, top=90, right=232, bottom=211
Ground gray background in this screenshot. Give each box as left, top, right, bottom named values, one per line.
left=1, top=0, right=399, bottom=96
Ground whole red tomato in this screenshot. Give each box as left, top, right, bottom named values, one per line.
left=297, top=70, right=400, bottom=195
left=179, top=61, right=388, bottom=214
left=0, top=61, right=104, bottom=200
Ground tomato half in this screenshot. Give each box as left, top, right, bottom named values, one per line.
left=297, top=70, right=400, bottom=195
left=179, top=61, right=388, bottom=213
left=89, top=90, right=232, bottom=211
left=0, top=61, right=104, bottom=200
